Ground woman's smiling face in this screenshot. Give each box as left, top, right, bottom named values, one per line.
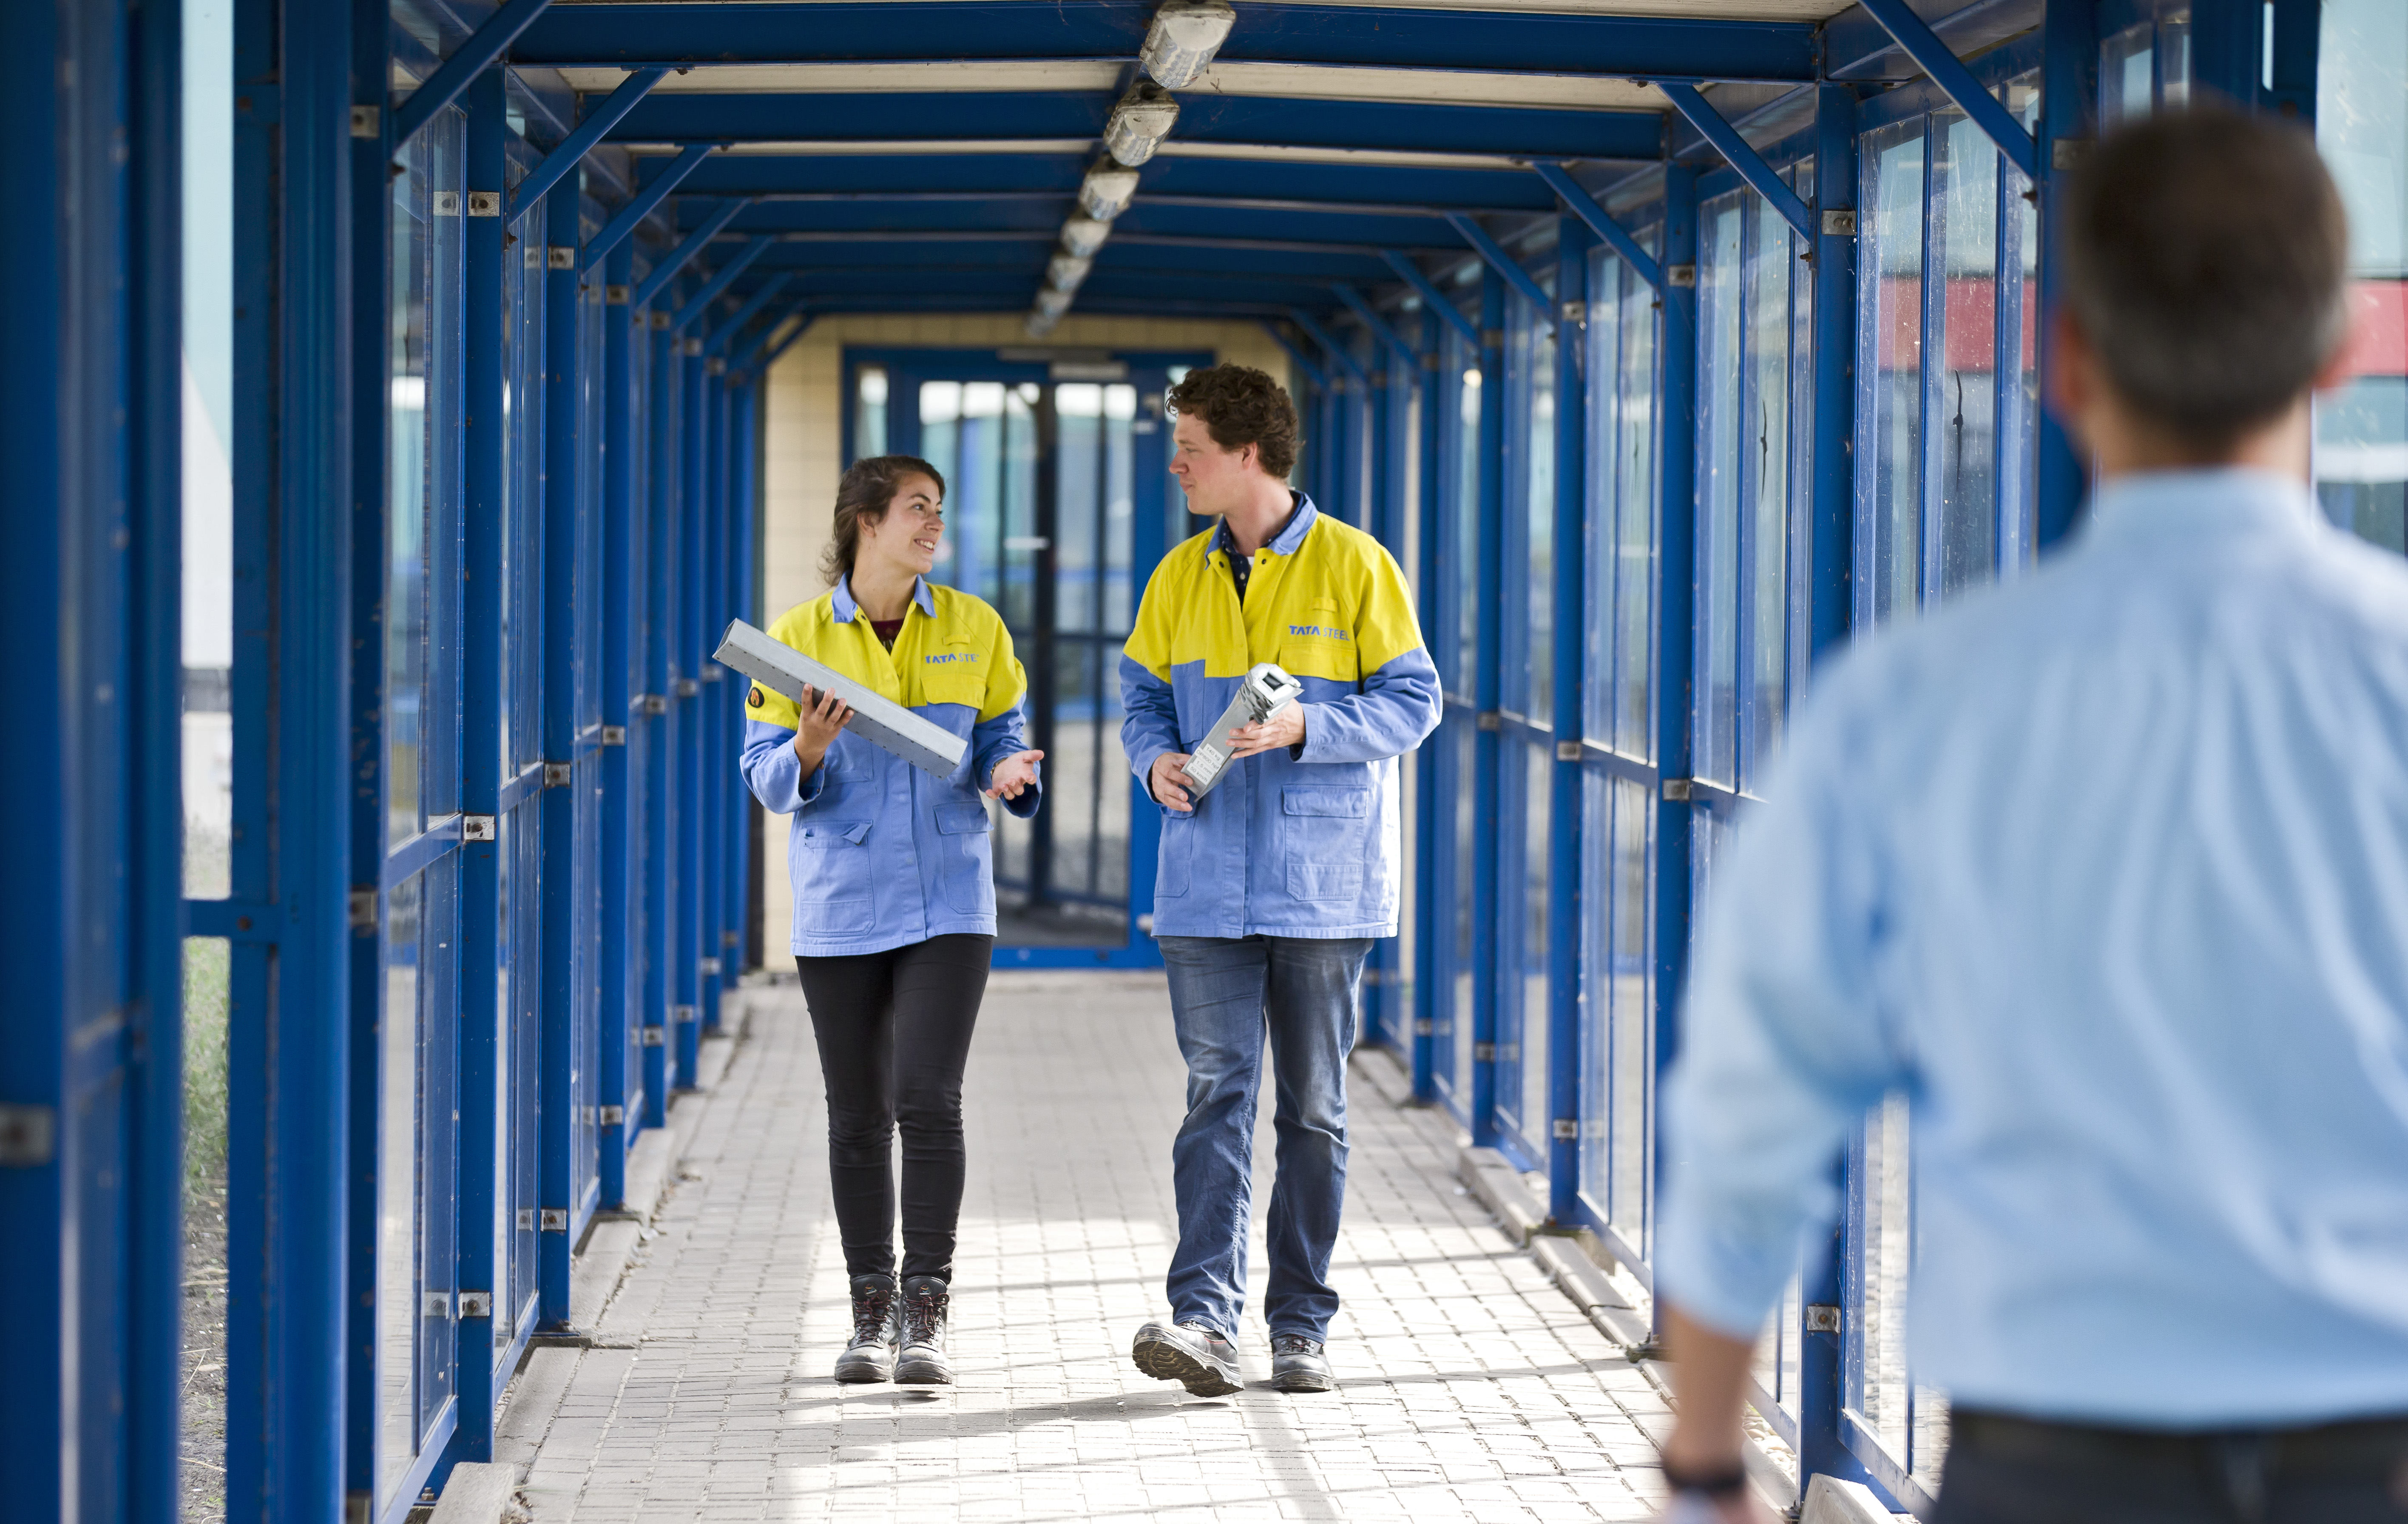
left=857, top=472, right=945, bottom=578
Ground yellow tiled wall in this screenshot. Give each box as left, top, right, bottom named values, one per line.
left=752, top=312, right=1295, bottom=963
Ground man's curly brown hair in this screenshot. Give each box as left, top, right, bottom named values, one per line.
left=1165, top=365, right=1301, bottom=481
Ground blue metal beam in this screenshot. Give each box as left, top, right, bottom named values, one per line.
left=671, top=236, right=774, bottom=332
left=704, top=272, right=793, bottom=355
left=1445, top=213, right=1554, bottom=330
left=673, top=153, right=1562, bottom=213
left=1652, top=83, right=1815, bottom=242
left=1260, top=321, right=1329, bottom=389
left=514, top=4, right=1818, bottom=80
left=733, top=307, right=815, bottom=381
left=1531, top=162, right=1667, bottom=293
left=1332, top=283, right=1418, bottom=370
left=582, top=141, right=712, bottom=270
left=1855, top=0, right=2039, bottom=179
left=393, top=0, right=553, bottom=145
left=632, top=198, right=748, bottom=308
left=1380, top=251, right=1481, bottom=348
left=506, top=67, right=666, bottom=223
left=1288, top=307, right=1371, bottom=385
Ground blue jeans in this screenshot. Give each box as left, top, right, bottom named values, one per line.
left=1158, top=934, right=1372, bottom=1343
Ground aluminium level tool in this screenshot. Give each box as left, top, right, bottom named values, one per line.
left=713, top=618, right=970, bottom=779
left=1182, top=662, right=1304, bottom=798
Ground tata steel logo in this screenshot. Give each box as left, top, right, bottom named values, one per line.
left=1286, top=624, right=1350, bottom=641
left=925, top=651, right=980, bottom=665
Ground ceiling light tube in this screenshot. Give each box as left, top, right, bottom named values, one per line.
left=1036, top=289, right=1074, bottom=318
left=1059, top=216, right=1112, bottom=258
left=1104, top=81, right=1180, bottom=167
left=1140, top=0, right=1236, bottom=90
left=1047, top=253, right=1093, bottom=290
left=1078, top=163, right=1142, bottom=220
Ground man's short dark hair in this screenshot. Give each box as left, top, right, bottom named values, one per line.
left=1165, top=364, right=1301, bottom=480
left=2062, top=105, right=2349, bottom=449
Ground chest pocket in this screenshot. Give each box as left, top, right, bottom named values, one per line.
left=917, top=642, right=988, bottom=711
left=1278, top=596, right=1360, bottom=683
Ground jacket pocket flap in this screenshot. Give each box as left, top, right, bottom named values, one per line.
left=801, top=820, right=873, bottom=846
left=935, top=802, right=992, bottom=835
left=1281, top=788, right=1370, bottom=818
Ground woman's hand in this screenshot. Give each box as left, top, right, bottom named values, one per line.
left=985, top=749, right=1044, bottom=801
left=791, top=686, right=853, bottom=780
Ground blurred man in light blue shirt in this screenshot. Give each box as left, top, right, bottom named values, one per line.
left=1652, top=111, right=2408, bottom=1524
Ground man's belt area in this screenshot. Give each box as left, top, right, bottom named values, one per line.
left=1951, top=1408, right=2408, bottom=1476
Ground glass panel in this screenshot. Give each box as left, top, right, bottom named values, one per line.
left=1518, top=743, right=1550, bottom=1162
left=1997, top=77, right=2044, bottom=574
left=1495, top=748, right=1529, bottom=1137
left=1453, top=331, right=1483, bottom=698
left=1585, top=248, right=1622, bottom=748
left=182, top=0, right=235, bottom=904
left=1929, top=111, right=2001, bottom=603
left=854, top=364, right=889, bottom=461
left=1617, top=244, right=1660, bottom=761
left=388, top=119, right=435, bottom=847
left=1848, top=1094, right=1914, bottom=1468
left=1502, top=282, right=1556, bottom=726
left=2099, top=22, right=2155, bottom=128
left=2159, top=7, right=2192, bottom=107
left=1743, top=189, right=1795, bottom=788
left=2316, top=0, right=2408, bottom=554
left=1451, top=718, right=1479, bottom=1114
left=378, top=872, right=423, bottom=1502
left=1608, top=775, right=1653, bottom=1249
left=1858, top=121, right=1926, bottom=631
left=1696, top=194, right=1746, bottom=788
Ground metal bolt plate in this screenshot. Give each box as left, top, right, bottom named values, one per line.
left=1559, top=299, right=1586, bottom=326
left=599, top=1105, right=624, bottom=1126
left=543, top=761, right=572, bottom=788
left=1473, top=1042, right=1496, bottom=1062
left=641, top=1025, right=665, bottom=1047
left=540, top=1208, right=568, bottom=1232
left=1413, top=1019, right=1434, bottom=1036
left=467, top=191, right=500, bottom=217
left=1821, top=209, right=1858, bottom=236
left=682, top=338, right=703, bottom=357
left=423, top=1292, right=452, bottom=1319
left=0, top=1105, right=57, bottom=1166
left=651, top=310, right=670, bottom=330
left=1662, top=778, right=1695, bottom=802
left=348, top=887, right=378, bottom=930
left=1556, top=740, right=1583, bottom=762
left=1667, top=264, right=1698, bottom=288
left=723, top=930, right=741, bottom=950
left=675, top=679, right=699, bottom=699
left=1551, top=1119, right=1579, bottom=1141
left=638, top=694, right=668, bottom=716
left=517, top=1208, right=534, bottom=1231
left=673, top=1005, right=696, bottom=1024
left=349, top=104, right=379, bottom=138
left=461, top=814, right=496, bottom=842
left=1476, top=710, right=1502, bottom=732
left=699, top=957, right=722, bottom=977
left=458, top=1291, right=493, bottom=1318
left=605, top=283, right=630, bottom=304
left=2052, top=137, right=2092, bottom=171
left=700, top=666, right=723, bottom=683
left=601, top=725, right=626, bottom=746
left=432, top=191, right=460, bottom=216
left=547, top=246, right=576, bottom=270
left=706, top=357, right=727, bottom=376
left=1806, top=1304, right=1843, bottom=1333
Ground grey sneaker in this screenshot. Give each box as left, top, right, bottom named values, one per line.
left=1130, top=1320, right=1242, bottom=1396
left=1270, top=1334, right=1332, bottom=1392
left=893, top=1274, right=954, bottom=1385
left=833, top=1274, right=900, bottom=1383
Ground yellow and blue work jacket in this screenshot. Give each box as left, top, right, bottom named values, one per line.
left=739, top=575, right=1040, bottom=956
left=1119, top=494, right=1441, bottom=939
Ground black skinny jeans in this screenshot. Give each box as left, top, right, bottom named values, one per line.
left=795, top=933, right=991, bottom=1282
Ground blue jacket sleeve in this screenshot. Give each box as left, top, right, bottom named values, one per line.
left=1119, top=652, right=1184, bottom=801
left=740, top=718, right=830, bottom=815
left=1294, top=645, right=1443, bottom=766
left=971, top=699, right=1043, bottom=821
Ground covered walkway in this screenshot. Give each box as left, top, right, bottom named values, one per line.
left=500, top=974, right=1675, bottom=1522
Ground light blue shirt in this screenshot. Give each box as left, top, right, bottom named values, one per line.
left=1659, top=468, right=2408, bottom=1427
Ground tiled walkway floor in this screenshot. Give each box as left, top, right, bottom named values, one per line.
left=516, top=971, right=1676, bottom=1523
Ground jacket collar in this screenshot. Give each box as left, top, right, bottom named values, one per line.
left=2082, top=467, right=2322, bottom=550
left=831, top=573, right=937, bottom=624
left=1212, top=491, right=1319, bottom=560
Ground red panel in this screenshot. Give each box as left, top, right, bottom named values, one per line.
left=2338, top=280, right=2408, bottom=380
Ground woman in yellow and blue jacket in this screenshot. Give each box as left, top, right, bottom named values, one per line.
left=738, top=454, right=1040, bottom=1391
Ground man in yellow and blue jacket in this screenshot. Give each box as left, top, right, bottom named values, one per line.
left=1119, top=365, right=1440, bottom=1397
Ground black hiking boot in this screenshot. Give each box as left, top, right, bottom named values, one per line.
left=1269, top=1333, right=1332, bottom=1392
left=1130, top=1320, right=1242, bottom=1396
left=832, top=1273, right=901, bottom=1383
left=893, top=1274, right=954, bottom=1385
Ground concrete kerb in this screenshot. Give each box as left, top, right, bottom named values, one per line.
left=1347, top=1038, right=1804, bottom=1519
left=431, top=990, right=761, bottom=1523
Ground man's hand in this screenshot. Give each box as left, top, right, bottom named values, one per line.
left=985, top=749, right=1044, bottom=802
left=791, top=686, right=853, bottom=779
left=1650, top=1305, right=1780, bottom=1524
left=1149, top=752, right=1198, bottom=813
left=1225, top=702, right=1306, bottom=760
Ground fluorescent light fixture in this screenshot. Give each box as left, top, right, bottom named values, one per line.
left=1035, top=288, right=1074, bottom=317
left=1104, top=82, right=1180, bottom=167
left=1047, top=253, right=1092, bottom=290
left=1140, top=1, right=1236, bottom=90
left=1059, top=216, right=1112, bottom=258
left=1026, top=313, right=1062, bottom=338
left=1078, top=162, right=1141, bottom=220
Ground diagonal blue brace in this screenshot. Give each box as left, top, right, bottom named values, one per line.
left=632, top=199, right=749, bottom=309
left=1445, top=214, right=1556, bottom=331
left=1380, top=251, right=1482, bottom=348
left=1533, top=162, right=1668, bottom=293
left=583, top=143, right=713, bottom=271
left=505, top=68, right=667, bottom=224
left=1286, top=307, right=1371, bottom=386
left=1654, top=83, right=1817, bottom=242
left=733, top=302, right=812, bottom=377
left=394, top=0, right=554, bottom=146
left=705, top=273, right=793, bottom=356
left=1258, top=320, right=1328, bottom=389
left=671, top=237, right=775, bottom=333
left=1855, top=0, right=2038, bottom=179
left=1332, top=284, right=1418, bottom=371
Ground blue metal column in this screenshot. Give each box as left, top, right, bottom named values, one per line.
left=1547, top=216, right=1594, bottom=1225
left=676, top=329, right=707, bottom=1083
left=699, top=362, right=728, bottom=1034
left=1365, top=350, right=1399, bottom=1046
left=727, top=381, right=763, bottom=981
left=599, top=243, right=637, bottom=1205
left=1647, top=165, right=1700, bottom=1340
left=1796, top=83, right=1883, bottom=1497
left=1469, top=269, right=1507, bottom=1148
left=343, top=0, right=395, bottom=1502
left=1409, top=312, right=1444, bottom=1104
left=538, top=178, right=583, bottom=1328
left=226, top=0, right=356, bottom=1514
left=2035, top=0, right=2100, bottom=550
left=642, top=309, right=680, bottom=1112
left=454, top=64, right=509, bottom=1461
